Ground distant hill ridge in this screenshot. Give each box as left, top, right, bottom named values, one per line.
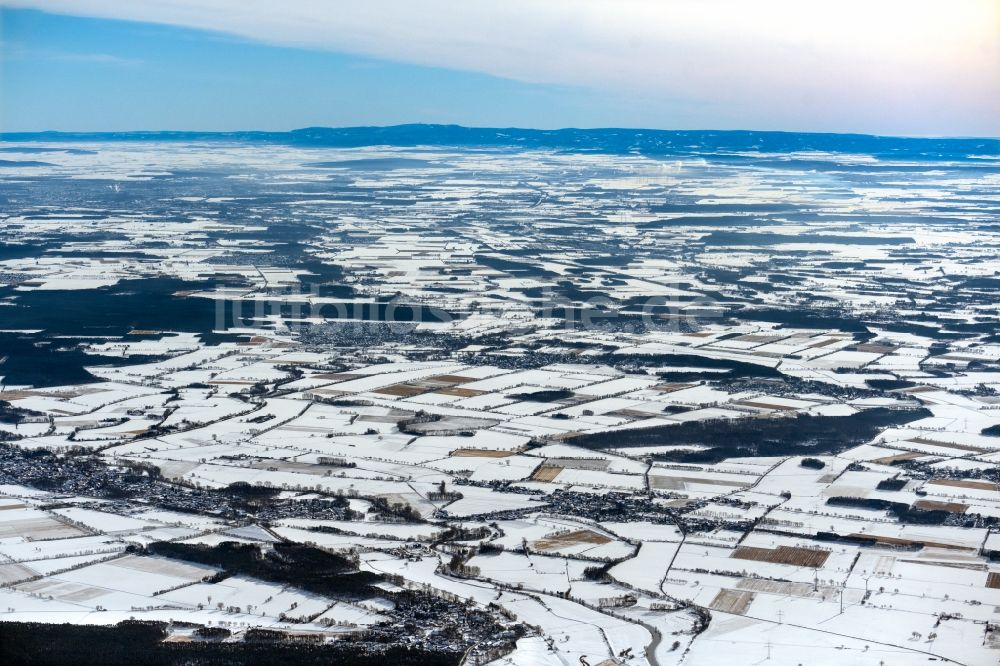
left=1, top=124, right=997, bottom=158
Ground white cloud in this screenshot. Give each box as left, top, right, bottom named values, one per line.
left=50, top=52, right=143, bottom=66
left=0, top=40, right=142, bottom=66
left=4, top=0, right=999, bottom=134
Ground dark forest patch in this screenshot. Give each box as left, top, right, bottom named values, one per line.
left=0, top=621, right=458, bottom=666
left=701, top=232, right=913, bottom=246
left=147, top=541, right=380, bottom=597
left=306, top=158, right=434, bottom=170
left=506, top=389, right=574, bottom=402
left=569, top=407, right=931, bottom=463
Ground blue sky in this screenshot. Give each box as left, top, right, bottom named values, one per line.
left=2, top=10, right=643, bottom=132
left=2, top=2, right=998, bottom=135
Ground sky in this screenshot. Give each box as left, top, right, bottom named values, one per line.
left=1, top=0, right=998, bottom=136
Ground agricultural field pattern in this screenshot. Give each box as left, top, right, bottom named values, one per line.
left=0, top=127, right=999, bottom=665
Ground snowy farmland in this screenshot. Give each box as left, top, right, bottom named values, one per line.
left=1, top=134, right=999, bottom=663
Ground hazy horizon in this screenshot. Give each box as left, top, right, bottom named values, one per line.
left=3, top=123, right=999, bottom=142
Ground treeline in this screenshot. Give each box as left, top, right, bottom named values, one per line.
left=369, top=496, right=425, bottom=523
left=506, top=389, right=574, bottom=402
left=865, top=379, right=916, bottom=391
left=876, top=477, right=907, bottom=491
left=588, top=351, right=783, bottom=381
left=0, top=400, right=45, bottom=424
left=216, top=481, right=282, bottom=500
left=146, top=541, right=381, bottom=598
left=570, top=407, right=931, bottom=463
left=730, top=307, right=873, bottom=336
left=826, top=497, right=951, bottom=525
left=433, top=524, right=492, bottom=545
left=0, top=621, right=460, bottom=666
left=582, top=562, right=614, bottom=581
left=398, top=411, right=444, bottom=436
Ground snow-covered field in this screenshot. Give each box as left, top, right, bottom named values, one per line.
left=1, top=138, right=998, bottom=663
